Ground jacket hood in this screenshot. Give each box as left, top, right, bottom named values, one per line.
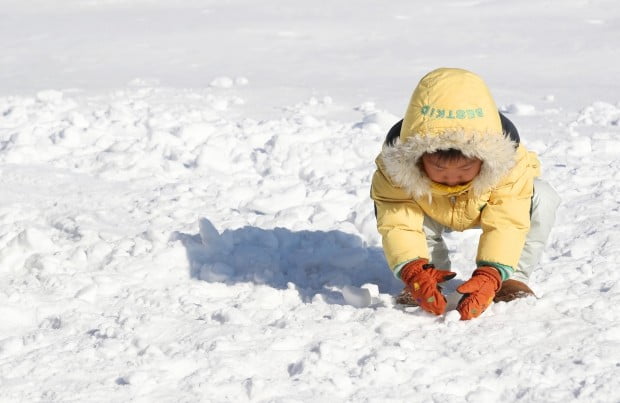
left=380, top=68, right=518, bottom=198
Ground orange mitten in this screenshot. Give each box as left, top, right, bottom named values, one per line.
left=400, top=259, right=457, bottom=315
left=456, top=266, right=502, bottom=320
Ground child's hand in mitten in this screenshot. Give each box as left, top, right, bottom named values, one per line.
left=456, top=266, right=502, bottom=320
left=400, top=259, right=457, bottom=315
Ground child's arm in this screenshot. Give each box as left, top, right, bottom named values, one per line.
left=458, top=187, right=531, bottom=321
left=476, top=154, right=537, bottom=280
left=371, top=166, right=429, bottom=276
left=459, top=147, right=539, bottom=320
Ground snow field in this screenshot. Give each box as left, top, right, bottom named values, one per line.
left=2, top=0, right=620, bottom=400
left=1, top=85, right=620, bottom=401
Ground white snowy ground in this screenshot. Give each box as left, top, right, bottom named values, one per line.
left=1, top=1, right=620, bottom=402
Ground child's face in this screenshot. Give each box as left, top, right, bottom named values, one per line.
left=421, top=154, right=482, bottom=187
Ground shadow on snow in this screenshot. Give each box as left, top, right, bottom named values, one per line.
left=173, top=218, right=401, bottom=304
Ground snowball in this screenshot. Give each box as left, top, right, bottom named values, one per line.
left=444, top=310, right=461, bottom=323
left=360, top=283, right=379, bottom=298
left=342, top=285, right=371, bottom=308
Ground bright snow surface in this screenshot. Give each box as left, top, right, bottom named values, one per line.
left=1, top=1, right=620, bottom=402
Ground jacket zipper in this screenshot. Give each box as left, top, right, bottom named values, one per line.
left=450, top=196, right=457, bottom=228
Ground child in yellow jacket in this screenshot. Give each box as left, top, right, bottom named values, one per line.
left=371, top=68, right=561, bottom=320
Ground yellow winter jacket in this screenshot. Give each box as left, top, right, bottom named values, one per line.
left=371, top=68, right=541, bottom=278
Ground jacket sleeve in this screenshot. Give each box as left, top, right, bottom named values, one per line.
left=371, top=164, right=428, bottom=273
left=476, top=159, right=536, bottom=278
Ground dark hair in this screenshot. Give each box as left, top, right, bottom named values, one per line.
left=423, top=148, right=469, bottom=163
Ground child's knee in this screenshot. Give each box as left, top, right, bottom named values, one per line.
left=533, top=179, right=561, bottom=212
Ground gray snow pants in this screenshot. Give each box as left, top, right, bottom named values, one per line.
left=423, top=179, right=561, bottom=282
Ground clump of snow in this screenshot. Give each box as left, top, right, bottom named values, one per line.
left=353, top=102, right=400, bottom=134
left=500, top=102, right=537, bottom=116
left=36, top=90, right=64, bottom=104
left=210, top=76, right=235, bottom=88
left=342, top=285, right=372, bottom=307
left=576, top=101, right=620, bottom=126
left=235, top=76, right=249, bottom=86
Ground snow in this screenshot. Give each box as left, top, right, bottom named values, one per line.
left=1, top=0, right=620, bottom=402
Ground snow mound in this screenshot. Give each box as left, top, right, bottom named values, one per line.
left=353, top=102, right=400, bottom=134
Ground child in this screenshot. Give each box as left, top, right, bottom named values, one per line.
left=371, top=68, right=561, bottom=320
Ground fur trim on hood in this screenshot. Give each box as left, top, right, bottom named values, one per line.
left=380, top=128, right=518, bottom=198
